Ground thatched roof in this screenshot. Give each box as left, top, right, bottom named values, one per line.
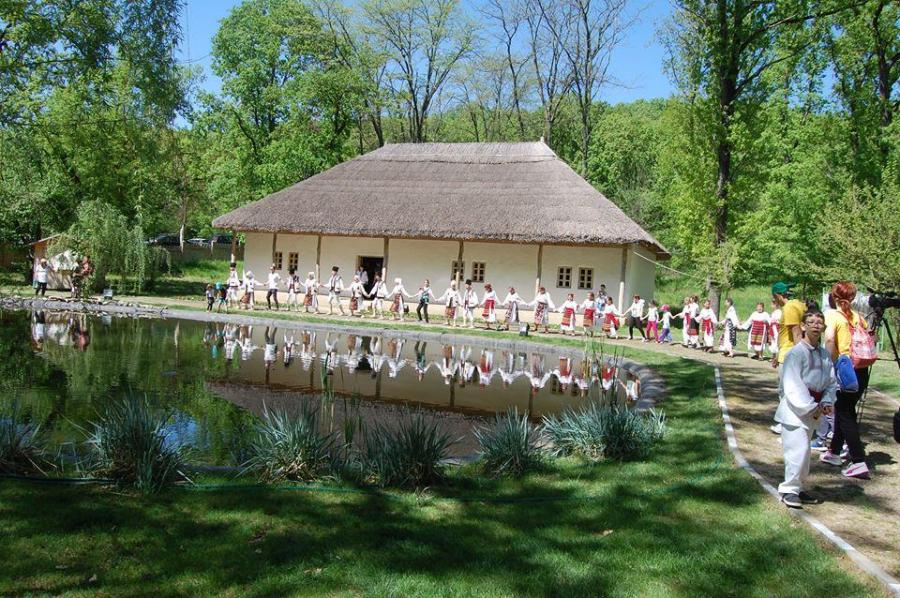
left=213, top=142, right=668, bottom=257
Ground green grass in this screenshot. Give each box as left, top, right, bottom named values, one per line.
left=0, top=350, right=878, bottom=596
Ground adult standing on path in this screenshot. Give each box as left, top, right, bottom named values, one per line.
left=226, top=263, right=241, bottom=310
left=769, top=281, right=808, bottom=434
left=265, top=264, right=282, bottom=310
left=820, top=282, right=872, bottom=479
left=775, top=310, right=836, bottom=508
left=33, top=258, right=54, bottom=296
left=626, top=294, right=647, bottom=341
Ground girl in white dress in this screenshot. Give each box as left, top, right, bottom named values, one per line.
left=559, top=293, right=579, bottom=336
left=742, top=302, right=770, bottom=359
left=480, top=283, right=499, bottom=329
left=696, top=299, right=718, bottom=350
left=528, top=287, right=555, bottom=333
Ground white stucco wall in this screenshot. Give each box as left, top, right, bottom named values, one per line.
left=243, top=233, right=658, bottom=318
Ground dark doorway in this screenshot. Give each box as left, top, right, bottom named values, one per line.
left=358, top=256, right=383, bottom=294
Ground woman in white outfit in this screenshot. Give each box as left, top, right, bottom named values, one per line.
left=500, top=287, right=524, bottom=331
left=480, top=283, right=498, bottom=329
left=460, top=281, right=479, bottom=328
left=527, top=287, right=555, bottom=333
left=775, top=310, right=836, bottom=508
left=388, top=277, right=414, bottom=321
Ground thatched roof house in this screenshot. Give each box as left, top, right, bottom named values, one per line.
left=214, top=141, right=665, bottom=313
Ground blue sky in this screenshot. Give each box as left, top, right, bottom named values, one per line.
left=178, top=0, right=675, bottom=104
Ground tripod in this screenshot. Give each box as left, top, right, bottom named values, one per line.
left=858, top=306, right=900, bottom=423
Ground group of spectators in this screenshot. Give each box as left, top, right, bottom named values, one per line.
left=31, top=255, right=93, bottom=299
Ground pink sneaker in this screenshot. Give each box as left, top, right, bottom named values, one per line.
left=820, top=451, right=842, bottom=466
left=841, top=462, right=870, bottom=479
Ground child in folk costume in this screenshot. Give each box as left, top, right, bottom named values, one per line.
left=366, top=274, right=387, bottom=319
left=688, top=296, right=701, bottom=346
left=500, top=287, right=524, bottom=330
left=559, top=293, right=579, bottom=336
left=347, top=275, right=366, bottom=316
left=414, top=279, right=437, bottom=323
left=460, top=280, right=479, bottom=328
left=438, top=344, right=458, bottom=385
left=525, top=353, right=551, bottom=394
left=719, top=297, right=740, bottom=358
left=226, top=263, right=242, bottom=309
left=658, top=304, right=673, bottom=343
left=477, top=349, right=496, bottom=387
left=620, top=370, right=641, bottom=402
left=480, top=283, right=499, bottom=329
left=285, top=269, right=302, bottom=311
left=388, top=277, right=414, bottom=321
left=580, top=292, right=599, bottom=336
left=673, top=297, right=692, bottom=346
left=499, top=351, right=524, bottom=387
left=741, top=302, right=770, bottom=359
left=697, top=299, right=718, bottom=350
left=302, top=272, right=320, bottom=314
left=643, top=300, right=660, bottom=342
left=600, top=363, right=617, bottom=394
left=325, top=266, right=346, bottom=315
left=528, top=287, right=556, bottom=333
left=601, top=296, right=621, bottom=338
left=439, top=281, right=461, bottom=326
left=769, top=301, right=782, bottom=358
left=775, top=310, right=836, bottom=509
left=241, top=271, right=262, bottom=310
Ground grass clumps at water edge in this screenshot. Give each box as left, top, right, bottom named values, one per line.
left=543, top=402, right=667, bottom=461
left=241, top=404, right=338, bottom=483
left=86, top=396, right=188, bottom=492
left=474, top=407, right=544, bottom=477
left=0, top=401, right=51, bottom=475
left=362, top=409, right=455, bottom=488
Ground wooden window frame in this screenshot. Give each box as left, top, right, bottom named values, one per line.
left=451, top=260, right=465, bottom=280
left=471, top=261, right=486, bottom=283
left=273, top=251, right=283, bottom=270
left=557, top=266, right=572, bottom=289
left=577, top=267, right=593, bottom=290
left=288, top=252, right=299, bottom=272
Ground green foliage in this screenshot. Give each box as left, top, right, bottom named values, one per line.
left=542, top=403, right=666, bottom=462
left=241, top=405, right=337, bottom=483
left=53, top=200, right=168, bottom=292
left=362, top=409, right=455, bottom=488
left=86, top=396, right=187, bottom=493
left=474, top=407, right=544, bottom=477
left=0, top=401, right=50, bottom=475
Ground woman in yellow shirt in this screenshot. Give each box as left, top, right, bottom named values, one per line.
left=821, top=281, right=870, bottom=479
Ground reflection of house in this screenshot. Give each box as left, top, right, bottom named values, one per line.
left=213, top=142, right=667, bottom=313
left=31, top=234, right=77, bottom=290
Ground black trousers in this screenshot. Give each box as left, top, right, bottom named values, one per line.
left=830, top=367, right=869, bottom=463
left=266, top=289, right=279, bottom=309
left=627, top=315, right=645, bottom=339
left=417, top=300, right=429, bottom=323
left=34, top=282, right=47, bottom=296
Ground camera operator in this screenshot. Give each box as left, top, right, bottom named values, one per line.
left=820, top=282, right=870, bottom=479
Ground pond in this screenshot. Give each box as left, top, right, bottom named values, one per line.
left=3, top=310, right=628, bottom=461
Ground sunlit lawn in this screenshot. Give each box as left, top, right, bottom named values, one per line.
left=0, top=351, right=877, bottom=596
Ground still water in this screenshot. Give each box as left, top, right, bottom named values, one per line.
left=4, top=310, right=625, bottom=461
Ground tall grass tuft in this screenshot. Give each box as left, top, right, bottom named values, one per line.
left=542, top=402, right=667, bottom=462
left=363, top=409, right=454, bottom=488
left=87, top=396, right=186, bottom=492
left=475, top=407, right=544, bottom=477
left=242, top=404, right=337, bottom=483
left=0, top=402, right=49, bottom=475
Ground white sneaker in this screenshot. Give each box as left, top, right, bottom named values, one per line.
left=841, top=461, right=870, bottom=479
left=820, top=451, right=842, bottom=466
left=840, top=444, right=850, bottom=460
left=770, top=423, right=782, bottom=435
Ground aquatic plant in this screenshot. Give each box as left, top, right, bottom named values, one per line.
left=542, top=402, right=666, bottom=462
left=0, top=402, right=49, bottom=475
left=242, top=404, right=337, bottom=483
left=87, top=396, right=187, bottom=492
left=474, top=407, right=544, bottom=477
left=363, top=409, right=454, bottom=488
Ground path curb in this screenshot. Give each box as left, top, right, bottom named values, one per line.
left=713, top=367, right=900, bottom=596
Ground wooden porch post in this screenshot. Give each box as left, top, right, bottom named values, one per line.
left=382, top=237, right=389, bottom=281
left=271, top=233, right=278, bottom=265
left=618, top=245, right=628, bottom=311
left=455, top=240, right=464, bottom=285
left=315, top=234, right=322, bottom=281
left=229, top=231, right=237, bottom=264
left=534, top=243, right=543, bottom=297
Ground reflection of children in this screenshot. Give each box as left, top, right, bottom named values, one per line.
left=620, top=371, right=641, bottom=402
left=206, top=284, right=215, bottom=311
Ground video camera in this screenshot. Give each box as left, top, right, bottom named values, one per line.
left=868, top=291, right=900, bottom=312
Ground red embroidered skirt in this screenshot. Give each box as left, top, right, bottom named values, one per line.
left=561, top=308, right=575, bottom=327
left=482, top=299, right=495, bottom=318
left=583, top=308, right=595, bottom=328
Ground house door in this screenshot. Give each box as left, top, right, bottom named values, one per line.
left=358, top=256, right=383, bottom=293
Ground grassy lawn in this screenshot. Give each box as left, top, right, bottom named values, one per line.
left=0, top=350, right=879, bottom=596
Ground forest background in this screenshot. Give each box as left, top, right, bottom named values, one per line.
left=0, top=0, right=897, bottom=306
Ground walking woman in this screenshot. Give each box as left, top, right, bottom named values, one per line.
left=415, top=279, right=437, bottom=323
left=500, top=287, right=524, bottom=330
left=528, top=287, right=555, bottom=333
left=820, top=281, right=873, bottom=479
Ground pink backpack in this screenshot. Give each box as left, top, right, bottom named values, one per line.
left=843, top=312, right=877, bottom=368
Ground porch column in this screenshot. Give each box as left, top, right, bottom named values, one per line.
left=229, top=231, right=237, bottom=264
left=271, top=233, right=278, bottom=265
left=455, top=240, right=464, bottom=285
left=315, top=234, right=322, bottom=281
left=382, top=237, right=389, bottom=280
left=534, top=243, right=543, bottom=297
left=618, top=245, right=628, bottom=311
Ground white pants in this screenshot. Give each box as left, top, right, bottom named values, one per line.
left=463, top=307, right=475, bottom=325
left=287, top=290, right=299, bottom=309
left=778, top=421, right=814, bottom=495
left=328, top=292, right=343, bottom=311
left=227, top=287, right=240, bottom=303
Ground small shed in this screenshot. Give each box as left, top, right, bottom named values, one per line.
left=31, top=234, right=77, bottom=291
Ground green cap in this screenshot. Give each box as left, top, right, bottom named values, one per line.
left=771, top=282, right=796, bottom=297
